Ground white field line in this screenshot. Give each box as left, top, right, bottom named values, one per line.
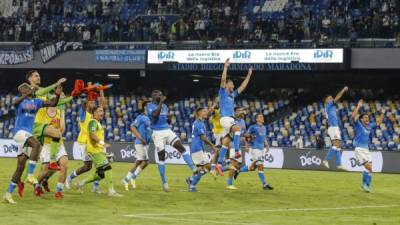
left=128, top=215, right=262, bottom=225
left=124, top=204, right=398, bottom=217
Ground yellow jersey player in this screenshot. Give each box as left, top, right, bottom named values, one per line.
left=66, top=89, right=106, bottom=193
left=76, top=106, right=122, bottom=197
left=35, top=105, right=69, bottom=198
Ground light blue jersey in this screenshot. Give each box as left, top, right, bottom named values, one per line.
left=146, top=102, right=169, bottom=130
left=236, top=118, right=246, bottom=135
left=325, top=100, right=339, bottom=127
left=13, top=98, right=44, bottom=134
left=219, top=88, right=238, bottom=117
left=247, top=124, right=267, bottom=150
left=354, top=121, right=376, bottom=149
left=131, top=114, right=152, bottom=144
left=190, top=119, right=206, bottom=154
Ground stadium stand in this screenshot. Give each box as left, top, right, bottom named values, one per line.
left=0, top=89, right=398, bottom=150
left=0, top=0, right=399, bottom=46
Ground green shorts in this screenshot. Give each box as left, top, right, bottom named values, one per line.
left=32, top=122, right=48, bottom=144
left=89, top=153, right=109, bottom=169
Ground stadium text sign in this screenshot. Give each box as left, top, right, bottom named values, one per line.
left=341, top=151, right=383, bottom=172
left=147, top=49, right=343, bottom=64
left=95, top=50, right=146, bottom=63
left=244, top=148, right=284, bottom=168
left=0, top=139, right=18, bottom=157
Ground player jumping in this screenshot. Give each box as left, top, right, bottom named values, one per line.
left=352, top=100, right=385, bottom=193
left=147, top=90, right=196, bottom=192
left=215, top=58, right=253, bottom=175
left=322, top=86, right=349, bottom=170
left=122, top=101, right=152, bottom=191
left=4, top=83, right=61, bottom=204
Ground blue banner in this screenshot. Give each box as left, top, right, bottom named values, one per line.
left=95, top=50, right=146, bottom=63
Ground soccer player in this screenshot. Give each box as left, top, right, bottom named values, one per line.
left=122, top=101, right=152, bottom=191
left=66, top=89, right=106, bottom=193
left=238, top=113, right=274, bottom=190
left=26, top=70, right=71, bottom=170
left=186, top=107, right=217, bottom=192
left=76, top=106, right=121, bottom=197
left=322, top=86, right=349, bottom=170
left=208, top=99, right=224, bottom=176
left=3, top=83, right=61, bottom=204
left=225, top=107, right=248, bottom=189
left=147, top=90, right=196, bottom=192
left=352, top=100, right=384, bottom=193
left=209, top=98, right=224, bottom=146
left=35, top=105, right=69, bottom=199
left=216, top=58, right=253, bottom=175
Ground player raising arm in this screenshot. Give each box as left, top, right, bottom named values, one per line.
left=352, top=99, right=385, bottom=193
left=3, top=83, right=61, bottom=204
left=147, top=90, right=196, bottom=192
left=76, top=106, right=122, bottom=197
left=322, top=86, right=349, bottom=170
left=216, top=58, right=253, bottom=175
left=66, top=88, right=107, bottom=192
left=26, top=70, right=69, bottom=171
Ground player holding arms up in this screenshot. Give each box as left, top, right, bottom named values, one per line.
left=76, top=106, right=121, bottom=197
left=352, top=100, right=385, bottom=193
left=122, top=101, right=152, bottom=190
left=238, top=113, right=274, bottom=190
left=66, top=88, right=107, bottom=193
left=216, top=58, right=253, bottom=175
left=186, top=108, right=217, bottom=192
left=322, top=86, right=349, bottom=170
left=147, top=90, right=196, bottom=192
left=4, top=83, right=61, bottom=204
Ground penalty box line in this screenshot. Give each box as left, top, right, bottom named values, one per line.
left=124, top=204, right=398, bottom=217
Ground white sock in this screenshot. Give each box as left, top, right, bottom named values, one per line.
left=125, top=172, right=133, bottom=180
left=134, top=167, right=143, bottom=177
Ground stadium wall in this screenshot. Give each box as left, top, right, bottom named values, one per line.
left=0, top=139, right=399, bottom=174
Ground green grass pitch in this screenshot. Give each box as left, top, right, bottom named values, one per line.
left=0, top=158, right=399, bottom=225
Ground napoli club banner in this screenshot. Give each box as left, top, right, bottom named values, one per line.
left=95, top=50, right=146, bottom=63
left=0, top=46, right=34, bottom=65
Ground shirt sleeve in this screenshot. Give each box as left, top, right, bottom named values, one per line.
left=219, top=87, right=225, bottom=95
left=196, top=122, right=205, bottom=136
left=35, top=99, right=44, bottom=108
left=370, top=122, right=377, bottom=129
left=79, top=107, right=86, bottom=122
left=88, top=120, right=98, bottom=133
left=132, top=117, right=141, bottom=128
left=247, top=126, right=255, bottom=135
left=233, top=90, right=239, bottom=97
left=146, top=104, right=155, bottom=116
